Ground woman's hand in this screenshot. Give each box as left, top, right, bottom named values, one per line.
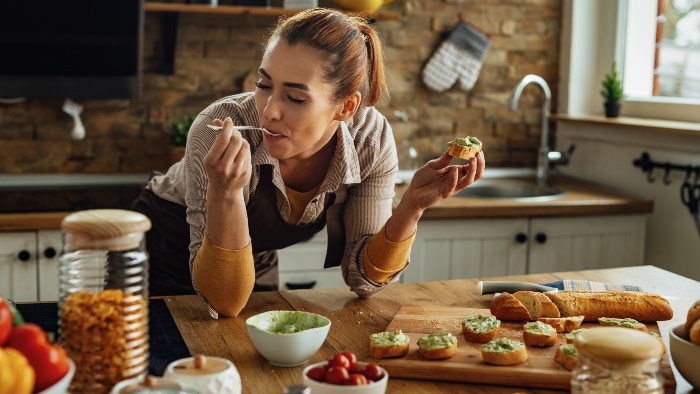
left=204, top=117, right=252, bottom=202
left=403, top=149, right=485, bottom=212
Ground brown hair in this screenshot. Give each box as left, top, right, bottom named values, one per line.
left=267, top=8, right=387, bottom=106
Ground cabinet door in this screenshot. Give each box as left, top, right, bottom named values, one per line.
left=403, top=219, right=529, bottom=283
left=528, top=215, right=647, bottom=274
left=37, top=230, right=62, bottom=301
left=277, top=229, right=346, bottom=289
left=0, top=231, right=39, bottom=302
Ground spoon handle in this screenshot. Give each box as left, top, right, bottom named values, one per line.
left=207, top=124, right=263, bottom=132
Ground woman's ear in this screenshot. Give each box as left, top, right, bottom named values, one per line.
left=334, top=91, right=361, bottom=121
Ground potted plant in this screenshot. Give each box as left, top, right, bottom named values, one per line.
left=600, top=60, right=624, bottom=118
left=168, top=114, right=194, bottom=165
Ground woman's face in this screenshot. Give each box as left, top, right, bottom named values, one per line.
left=254, top=38, right=346, bottom=161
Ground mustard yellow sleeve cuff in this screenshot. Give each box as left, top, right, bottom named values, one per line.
left=363, top=224, right=415, bottom=283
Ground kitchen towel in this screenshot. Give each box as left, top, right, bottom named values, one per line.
left=422, top=20, right=491, bottom=92
left=540, top=280, right=643, bottom=292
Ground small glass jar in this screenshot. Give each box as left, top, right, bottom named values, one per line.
left=571, top=326, right=665, bottom=394
left=58, top=209, right=151, bottom=394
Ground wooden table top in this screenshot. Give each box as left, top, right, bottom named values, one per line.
left=164, top=265, right=698, bottom=393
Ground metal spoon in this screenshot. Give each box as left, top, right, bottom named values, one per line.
left=207, top=124, right=280, bottom=137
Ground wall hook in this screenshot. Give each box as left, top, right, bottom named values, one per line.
left=646, top=168, right=656, bottom=183
left=662, top=164, right=672, bottom=185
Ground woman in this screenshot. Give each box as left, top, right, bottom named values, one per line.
left=129, top=8, right=485, bottom=318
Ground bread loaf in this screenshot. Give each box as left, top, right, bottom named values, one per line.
left=543, top=291, right=673, bottom=322
left=489, top=292, right=532, bottom=321
left=684, top=299, right=700, bottom=332
left=514, top=291, right=560, bottom=319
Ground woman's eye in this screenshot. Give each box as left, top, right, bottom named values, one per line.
left=287, top=96, right=306, bottom=105
left=255, top=81, right=271, bottom=90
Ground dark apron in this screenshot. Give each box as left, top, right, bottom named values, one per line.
left=128, top=165, right=329, bottom=296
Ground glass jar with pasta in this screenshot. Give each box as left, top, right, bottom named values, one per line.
left=58, top=209, right=151, bottom=394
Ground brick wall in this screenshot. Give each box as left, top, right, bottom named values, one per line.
left=0, top=0, right=560, bottom=174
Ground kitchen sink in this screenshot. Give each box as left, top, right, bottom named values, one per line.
left=455, top=178, right=565, bottom=201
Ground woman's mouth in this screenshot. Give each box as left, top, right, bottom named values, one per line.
left=262, top=128, right=282, bottom=137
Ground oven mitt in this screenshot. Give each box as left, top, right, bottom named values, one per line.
left=422, top=21, right=491, bottom=92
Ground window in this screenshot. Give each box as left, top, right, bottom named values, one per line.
left=560, top=0, right=700, bottom=123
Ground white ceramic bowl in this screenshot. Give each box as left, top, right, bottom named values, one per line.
left=245, top=310, right=331, bottom=367
left=303, top=361, right=389, bottom=394
left=669, top=324, right=700, bottom=391
left=39, top=358, right=76, bottom=394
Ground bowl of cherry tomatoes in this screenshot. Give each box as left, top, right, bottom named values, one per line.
left=303, top=352, right=388, bottom=394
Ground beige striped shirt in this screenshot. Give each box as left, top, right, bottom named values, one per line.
left=147, top=92, right=403, bottom=314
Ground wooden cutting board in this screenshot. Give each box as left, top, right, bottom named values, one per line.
left=375, top=305, right=675, bottom=390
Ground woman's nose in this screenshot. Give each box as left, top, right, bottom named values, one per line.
left=262, top=95, right=282, bottom=121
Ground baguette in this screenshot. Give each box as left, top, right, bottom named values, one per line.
left=544, top=291, right=673, bottom=322
left=447, top=136, right=482, bottom=160
left=490, top=292, right=532, bottom=321
left=514, top=291, right=560, bottom=319
left=481, top=338, right=528, bottom=366
left=538, top=316, right=584, bottom=333
left=522, top=321, right=557, bottom=347
left=598, top=317, right=648, bottom=332
left=417, top=333, right=458, bottom=360
left=369, top=330, right=410, bottom=359
left=461, top=314, right=500, bottom=343
left=554, top=343, right=578, bottom=371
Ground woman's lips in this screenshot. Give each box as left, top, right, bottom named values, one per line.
left=262, top=128, right=282, bottom=137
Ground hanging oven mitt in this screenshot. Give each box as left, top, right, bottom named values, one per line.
left=422, top=20, right=491, bottom=92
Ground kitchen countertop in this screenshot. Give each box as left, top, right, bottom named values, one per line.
left=0, top=170, right=653, bottom=231
left=161, top=266, right=694, bottom=392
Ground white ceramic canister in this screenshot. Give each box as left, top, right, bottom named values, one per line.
left=164, top=355, right=241, bottom=394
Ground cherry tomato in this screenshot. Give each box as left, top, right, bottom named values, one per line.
left=347, top=373, right=368, bottom=386
left=340, top=351, right=358, bottom=372
left=361, top=362, right=384, bottom=382
left=324, top=366, right=350, bottom=385
left=0, top=298, right=12, bottom=346
left=328, top=353, right=350, bottom=370
left=306, top=366, right=326, bottom=382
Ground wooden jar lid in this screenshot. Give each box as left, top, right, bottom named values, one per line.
left=574, top=326, right=663, bottom=361
left=61, top=209, right=151, bottom=251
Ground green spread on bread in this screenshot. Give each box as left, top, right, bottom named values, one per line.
left=447, top=136, right=482, bottom=148
left=481, top=338, right=524, bottom=353
left=560, top=343, right=578, bottom=357
left=370, top=330, right=409, bottom=345
left=598, top=317, right=645, bottom=328
left=463, top=314, right=500, bottom=333
left=565, top=328, right=585, bottom=341
left=418, top=333, right=457, bottom=349
left=524, top=321, right=556, bottom=335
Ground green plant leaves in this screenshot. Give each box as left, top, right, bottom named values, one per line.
left=601, top=60, right=624, bottom=102
left=169, top=114, right=194, bottom=147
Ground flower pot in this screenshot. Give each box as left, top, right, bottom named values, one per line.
left=604, top=101, right=621, bottom=118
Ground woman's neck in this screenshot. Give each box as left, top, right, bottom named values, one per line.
left=280, top=135, right=337, bottom=192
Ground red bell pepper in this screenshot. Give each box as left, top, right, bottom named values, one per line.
left=5, top=323, right=70, bottom=393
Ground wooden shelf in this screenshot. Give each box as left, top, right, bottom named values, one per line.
left=144, top=2, right=401, bottom=20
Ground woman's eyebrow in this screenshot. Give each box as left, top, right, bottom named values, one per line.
left=258, top=67, right=310, bottom=91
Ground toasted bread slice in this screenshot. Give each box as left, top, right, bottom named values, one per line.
left=481, top=338, right=528, bottom=366
left=417, top=333, right=458, bottom=360
left=514, top=291, right=561, bottom=319
left=369, top=330, right=410, bottom=359
left=565, top=328, right=586, bottom=344
left=598, top=317, right=648, bottom=332
left=648, top=331, right=666, bottom=353
left=538, top=316, right=584, bottom=333
left=555, top=343, right=578, bottom=371
left=461, top=314, right=500, bottom=343
left=523, top=321, right=557, bottom=347
left=490, top=292, right=532, bottom=321
left=447, top=136, right=482, bottom=160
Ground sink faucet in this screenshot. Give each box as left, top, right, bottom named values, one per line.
left=508, top=74, right=575, bottom=187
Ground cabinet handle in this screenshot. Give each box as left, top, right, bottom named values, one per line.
left=535, top=233, right=547, bottom=244
left=17, top=250, right=31, bottom=262
left=515, top=233, right=528, bottom=244
left=43, top=247, right=57, bottom=259
left=285, top=281, right=317, bottom=290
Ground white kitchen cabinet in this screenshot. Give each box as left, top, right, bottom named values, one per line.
left=403, top=219, right=529, bottom=283
left=0, top=230, right=61, bottom=302
left=404, top=215, right=647, bottom=283
left=277, top=229, right=347, bottom=290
